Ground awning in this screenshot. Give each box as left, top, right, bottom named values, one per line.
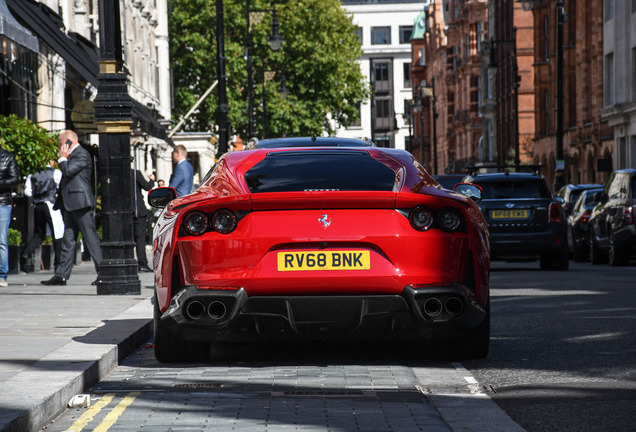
left=7, top=0, right=98, bottom=86
left=133, top=100, right=175, bottom=147
left=0, top=0, right=38, bottom=52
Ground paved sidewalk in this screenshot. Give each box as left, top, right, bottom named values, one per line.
left=0, top=261, right=154, bottom=432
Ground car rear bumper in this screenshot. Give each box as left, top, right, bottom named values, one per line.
left=157, top=283, right=487, bottom=343
left=489, top=230, right=566, bottom=260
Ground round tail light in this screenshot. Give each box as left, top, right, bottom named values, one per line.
left=437, top=207, right=462, bottom=232
left=410, top=206, right=434, bottom=231
left=211, top=209, right=237, bottom=234
left=184, top=211, right=208, bottom=236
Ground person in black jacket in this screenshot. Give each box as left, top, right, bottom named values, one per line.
left=42, top=130, right=102, bottom=286
left=132, top=167, right=155, bottom=272
left=0, top=145, right=19, bottom=287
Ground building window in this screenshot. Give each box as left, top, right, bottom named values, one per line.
left=633, top=0, right=636, bottom=13
left=354, top=27, right=363, bottom=44
left=604, top=0, right=614, bottom=21
left=372, top=61, right=391, bottom=93
left=403, top=62, right=411, bottom=89
left=543, top=15, right=550, bottom=62
left=419, top=47, right=426, bottom=66
left=544, top=89, right=550, bottom=134
left=349, top=102, right=361, bottom=127
left=475, top=22, right=485, bottom=53
left=399, top=26, right=412, bottom=44
left=632, top=48, right=636, bottom=102
left=371, top=26, right=391, bottom=45
left=605, top=53, right=614, bottom=106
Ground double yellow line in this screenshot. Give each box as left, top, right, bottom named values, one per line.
left=66, top=392, right=140, bottom=432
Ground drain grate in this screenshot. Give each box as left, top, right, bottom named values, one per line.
left=172, top=383, right=224, bottom=389
left=271, top=390, right=375, bottom=398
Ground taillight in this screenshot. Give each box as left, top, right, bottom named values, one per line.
left=211, top=209, right=237, bottom=234
left=437, top=207, right=462, bottom=232
left=549, top=202, right=562, bottom=224
left=184, top=211, right=208, bottom=236
left=580, top=212, right=591, bottom=224
left=409, top=206, right=434, bottom=231
left=626, top=206, right=634, bottom=225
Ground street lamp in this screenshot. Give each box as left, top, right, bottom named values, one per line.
left=421, top=80, right=438, bottom=175
left=246, top=1, right=284, bottom=138
left=94, top=0, right=140, bottom=294
left=518, top=0, right=566, bottom=190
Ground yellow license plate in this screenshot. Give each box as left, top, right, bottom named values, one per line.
left=491, top=209, right=529, bottom=219
left=277, top=251, right=371, bottom=271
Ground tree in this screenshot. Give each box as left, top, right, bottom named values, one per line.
left=0, top=114, right=58, bottom=179
left=169, top=0, right=369, bottom=138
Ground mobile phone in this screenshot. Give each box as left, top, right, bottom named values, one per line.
left=66, top=139, right=72, bottom=146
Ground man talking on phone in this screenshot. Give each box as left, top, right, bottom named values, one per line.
left=42, top=130, right=102, bottom=285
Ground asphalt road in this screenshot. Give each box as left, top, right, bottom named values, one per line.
left=464, top=260, right=636, bottom=432
left=42, top=260, right=635, bottom=432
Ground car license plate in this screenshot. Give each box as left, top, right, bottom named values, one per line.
left=277, top=251, right=370, bottom=271
left=490, top=209, right=529, bottom=219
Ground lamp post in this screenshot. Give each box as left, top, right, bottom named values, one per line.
left=518, top=0, right=566, bottom=190
left=94, top=0, right=140, bottom=294
left=216, top=0, right=229, bottom=156
left=421, top=80, right=438, bottom=175
left=246, top=1, right=284, bottom=138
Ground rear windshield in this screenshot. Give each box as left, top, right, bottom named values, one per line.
left=244, top=151, right=397, bottom=193
left=474, top=180, right=552, bottom=199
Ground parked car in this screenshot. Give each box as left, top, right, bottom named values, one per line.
left=149, top=137, right=490, bottom=362
left=588, top=169, right=636, bottom=266
left=463, top=169, right=569, bottom=270
left=567, top=187, right=603, bottom=262
left=556, top=183, right=603, bottom=216
left=433, top=174, right=467, bottom=190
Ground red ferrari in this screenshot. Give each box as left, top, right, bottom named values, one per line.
left=149, top=137, right=490, bottom=362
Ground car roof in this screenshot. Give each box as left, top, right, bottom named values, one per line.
left=465, top=172, right=545, bottom=183
left=248, top=137, right=375, bottom=149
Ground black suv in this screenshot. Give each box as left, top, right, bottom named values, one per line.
left=588, top=169, right=636, bottom=266
left=464, top=170, right=569, bottom=270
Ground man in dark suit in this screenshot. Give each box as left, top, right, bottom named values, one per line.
left=169, top=144, right=194, bottom=197
left=132, top=167, right=155, bottom=272
left=42, top=130, right=102, bottom=286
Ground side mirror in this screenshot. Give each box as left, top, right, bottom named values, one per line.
left=149, top=187, right=177, bottom=208
left=454, top=183, right=482, bottom=203
left=554, top=196, right=565, bottom=205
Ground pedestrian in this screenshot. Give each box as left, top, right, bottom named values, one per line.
left=132, top=166, right=155, bottom=273
left=157, top=179, right=165, bottom=187
left=169, top=145, right=194, bottom=197
left=21, top=161, right=64, bottom=273
left=0, top=143, right=19, bottom=287
left=42, top=130, right=102, bottom=286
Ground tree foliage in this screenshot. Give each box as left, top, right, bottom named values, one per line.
left=0, top=114, right=58, bottom=179
left=169, top=0, right=369, bottom=138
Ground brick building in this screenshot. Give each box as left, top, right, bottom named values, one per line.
left=521, top=0, right=612, bottom=188
left=411, top=0, right=488, bottom=175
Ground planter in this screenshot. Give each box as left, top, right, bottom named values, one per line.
left=8, top=245, right=19, bottom=274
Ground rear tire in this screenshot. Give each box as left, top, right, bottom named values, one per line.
left=436, top=304, right=490, bottom=360
left=154, top=295, right=211, bottom=363
left=608, top=232, right=628, bottom=267
left=572, top=240, right=587, bottom=262
left=589, top=234, right=606, bottom=265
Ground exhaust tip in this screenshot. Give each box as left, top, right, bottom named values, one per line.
left=208, top=301, right=227, bottom=320
left=445, top=296, right=464, bottom=316
left=423, top=297, right=443, bottom=317
left=185, top=300, right=206, bottom=320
